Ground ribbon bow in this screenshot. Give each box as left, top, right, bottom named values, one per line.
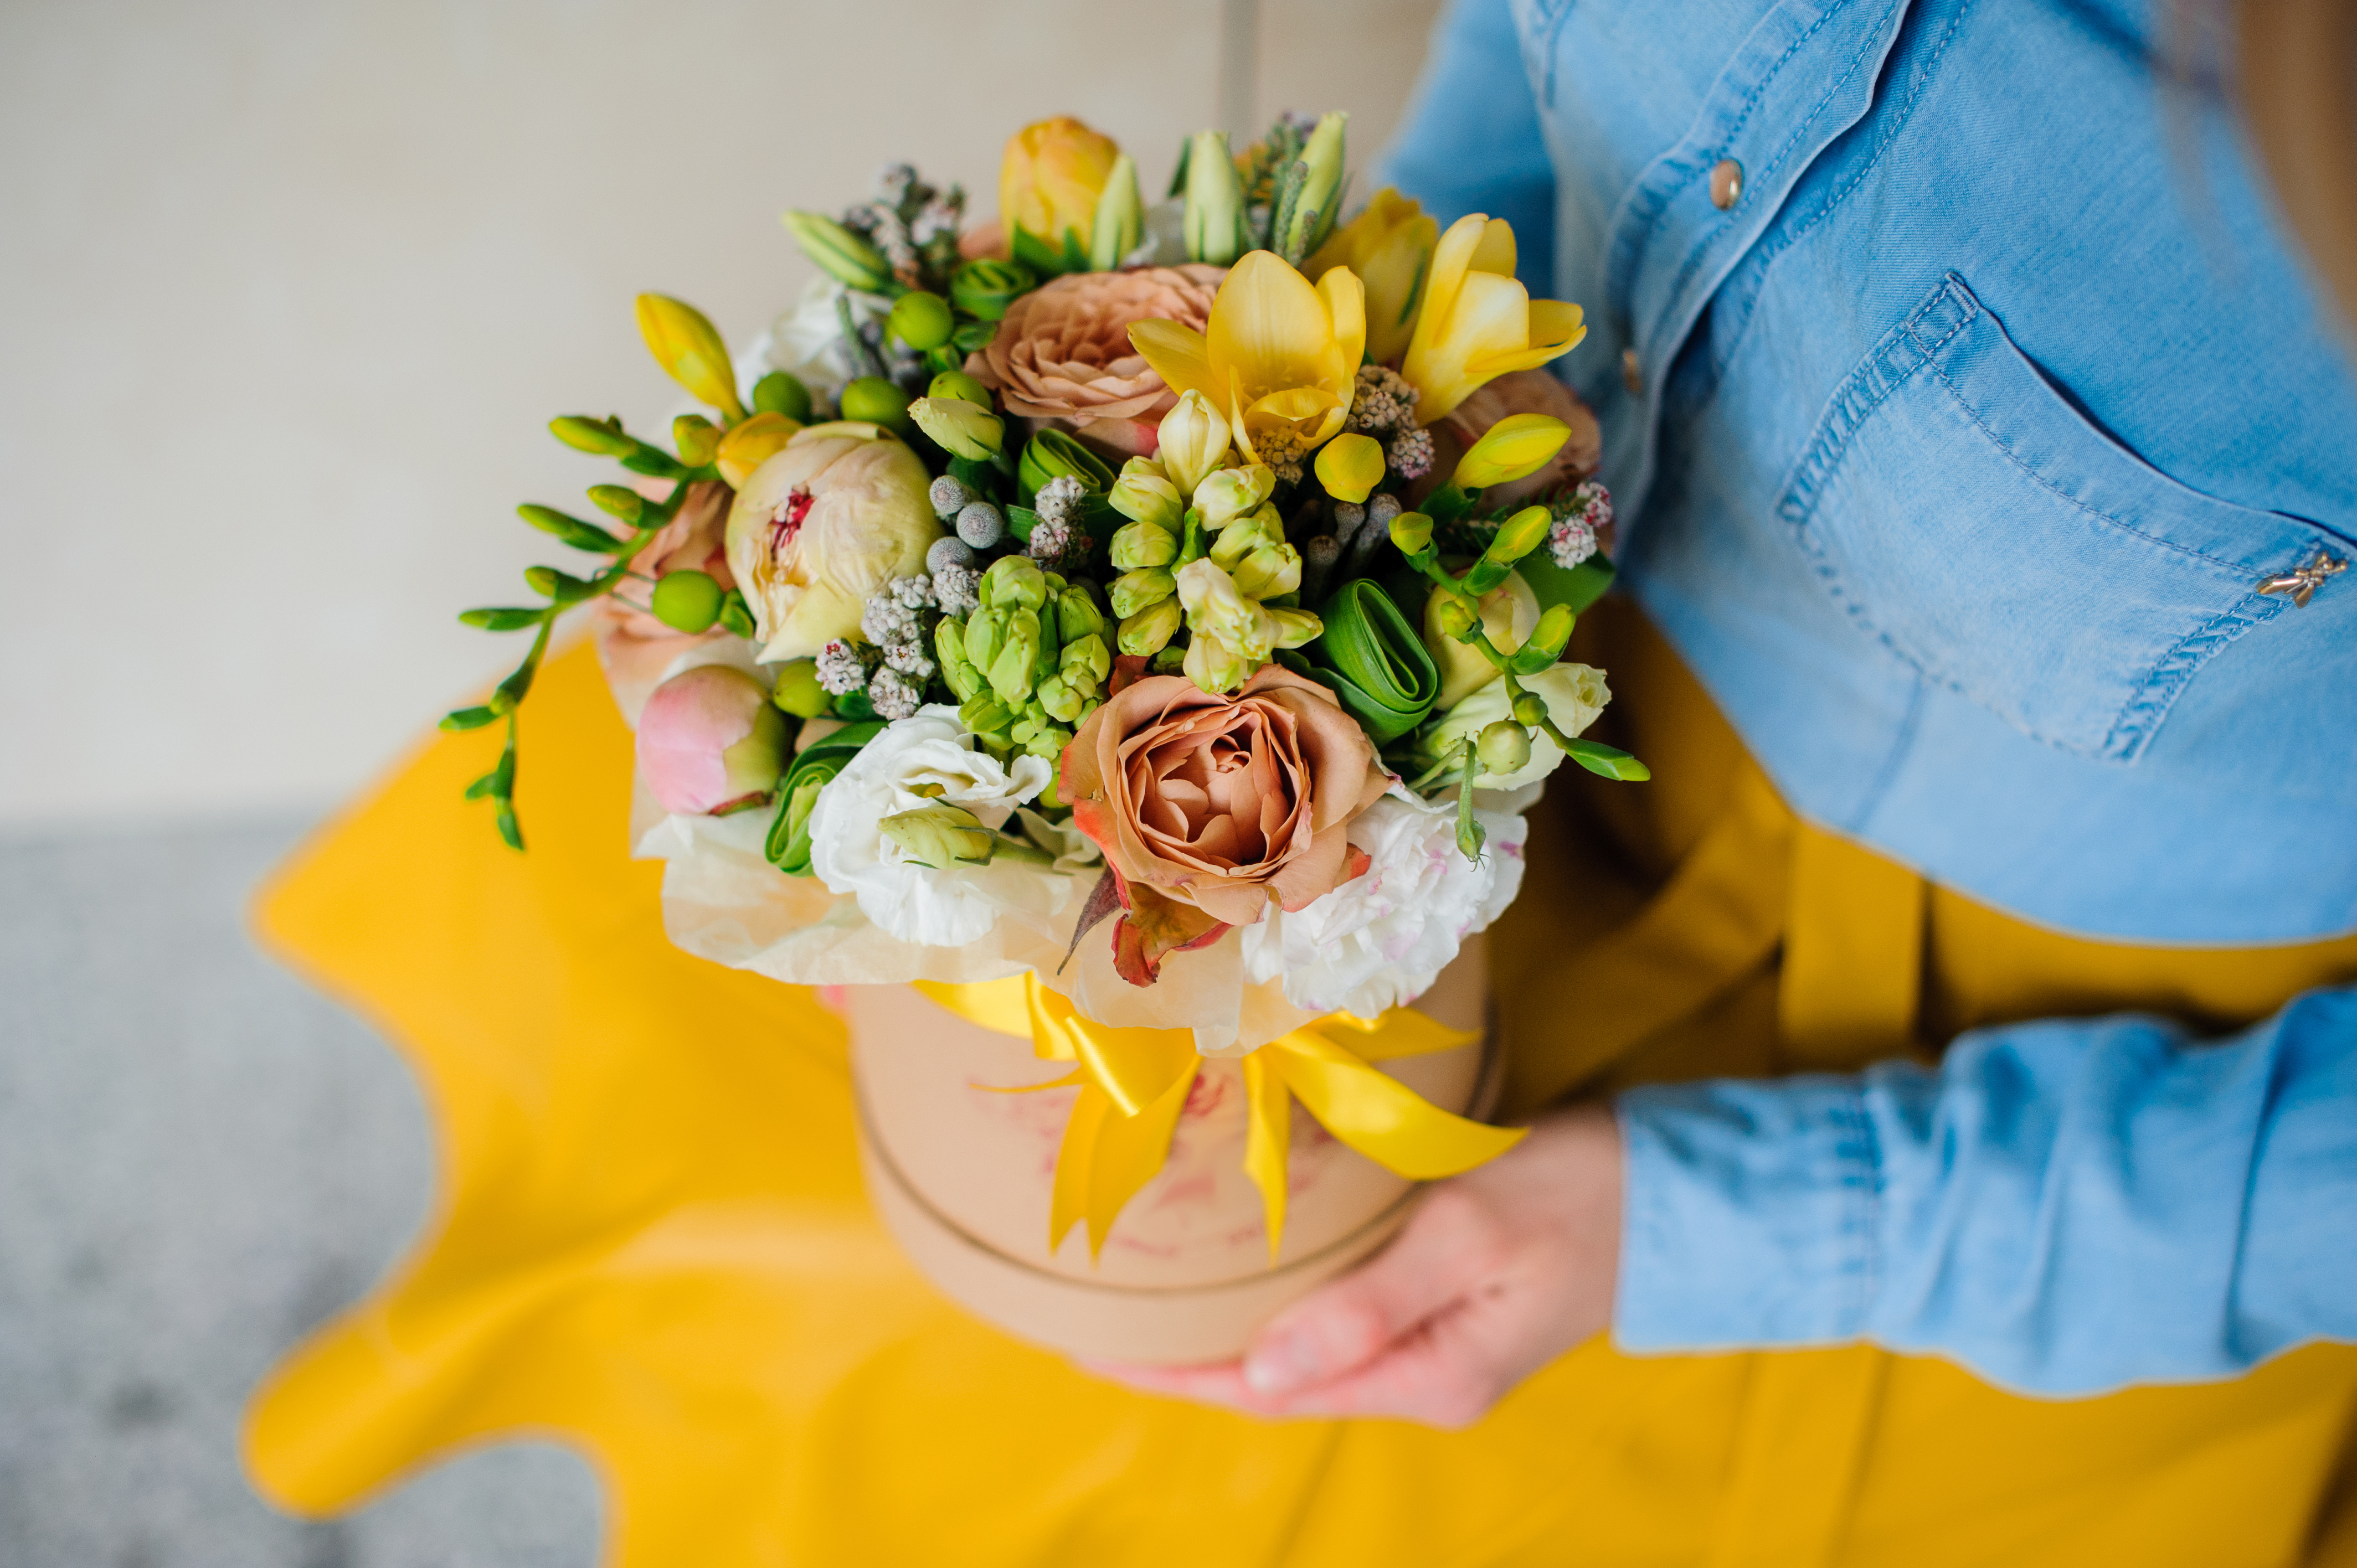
left=915, top=974, right=1524, bottom=1262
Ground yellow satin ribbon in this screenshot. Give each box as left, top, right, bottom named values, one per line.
left=915, top=974, right=1524, bottom=1262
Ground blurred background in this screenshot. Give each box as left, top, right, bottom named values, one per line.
left=0, top=0, right=1442, bottom=1560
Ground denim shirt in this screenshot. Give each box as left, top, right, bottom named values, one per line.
left=1386, top=0, right=2357, bottom=1393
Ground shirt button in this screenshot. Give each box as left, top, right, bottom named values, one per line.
left=1622, top=348, right=1644, bottom=396
left=1710, top=158, right=1744, bottom=210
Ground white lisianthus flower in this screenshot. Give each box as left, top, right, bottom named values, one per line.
left=1421, top=663, right=1612, bottom=791
left=807, top=706, right=1059, bottom=947
left=1239, top=787, right=1527, bottom=1017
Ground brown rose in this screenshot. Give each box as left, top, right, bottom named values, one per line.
left=1423, top=368, right=1603, bottom=510
left=1062, top=666, right=1389, bottom=985
left=966, top=264, right=1226, bottom=456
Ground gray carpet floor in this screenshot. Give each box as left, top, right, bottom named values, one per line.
left=0, top=815, right=600, bottom=1567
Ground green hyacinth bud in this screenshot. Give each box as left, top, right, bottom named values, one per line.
left=887, top=291, right=955, bottom=352
left=1061, top=632, right=1111, bottom=685
left=963, top=606, right=1009, bottom=675
left=1268, top=606, right=1323, bottom=648
left=878, top=803, right=996, bottom=869
left=1208, top=507, right=1282, bottom=570
left=959, top=692, right=1017, bottom=739
left=1109, top=458, right=1182, bottom=532
left=782, top=210, right=894, bottom=293
left=1183, top=130, right=1247, bottom=266
left=751, top=370, right=812, bottom=422
left=988, top=608, right=1044, bottom=706
left=1193, top=463, right=1275, bottom=530
left=1036, top=672, right=1089, bottom=724
left=950, top=257, right=1037, bottom=322
left=1110, top=568, right=1177, bottom=618
left=1110, top=520, right=1180, bottom=571
left=929, top=369, right=993, bottom=408
left=1231, top=542, right=1303, bottom=601
left=936, top=618, right=984, bottom=701
left=1476, top=719, right=1533, bottom=775
left=1118, top=595, right=1184, bottom=657
left=981, top=554, right=1049, bottom=611
left=1056, top=585, right=1109, bottom=644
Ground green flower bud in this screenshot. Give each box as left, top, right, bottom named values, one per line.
left=960, top=692, right=1017, bottom=737
left=1089, top=152, right=1146, bottom=271
left=1022, top=721, right=1073, bottom=761
left=1476, top=719, right=1532, bottom=775
left=1119, top=595, right=1184, bottom=656
left=907, top=395, right=1005, bottom=460
left=1193, top=463, right=1276, bottom=529
left=1110, top=567, right=1177, bottom=618
left=988, top=608, right=1044, bottom=705
left=1232, top=543, right=1303, bottom=601
left=1183, top=129, right=1247, bottom=266
left=839, top=376, right=912, bottom=434
left=1390, top=510, right=1435, bottom=557
left=929, top=369, right=994, bottom=408
left=650, top=569, right=724, bottom=632
left=950, top=257, right=1038, bottom=322
left=1061, top=632, right=1112, bottom=685
left=518, top=504, right=624, bottom=554
left=1056, top=584, right=1109, bottom=644
left=587, top=484, right=644, bottom=525
left=981, top=554, right=1049, bottom=611
left=751, top=371, right=813, bottom=422
left=879, top=803, right=996, bottom=869
left=673, top=414, right=722, bottom=468
left=1486, top=504, right=1553, bottom=566
left=1208, top=507, right=1283, bottom=570
left=770, top=658, right=830, bottom=718
left=936, top=618, right=984, bottom=700
left=1269, top=606, right=1323, bottom=648
left=963, top=606, right=1008, bottom=674
left=782, top=210, right=894, bottom=293
left=549, top=415, right=636, bottom=457
left=1512, top=604, right=1576, bottom=670
left=1433, top=594, right=1480, bottom=642
left=1109, top=458, right=1182, bottom=531
left=1036, top=672, right=1089, bottom=724
left=1511, top=690, right=1549, bottom=727
left=887, top=291, right=955, bottom=351
left=1276, top=111, right=1349, bottom=262
left=1110, top=519, right=1180, bottom=571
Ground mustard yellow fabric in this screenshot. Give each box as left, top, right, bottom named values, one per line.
left=245, top=616, right=2357, bottom=1566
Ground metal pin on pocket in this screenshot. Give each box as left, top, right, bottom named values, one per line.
left=2256, top=549, right=2347, bottom=608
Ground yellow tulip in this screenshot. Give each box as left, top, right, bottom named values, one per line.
left=1128, top=250, right=1367, bottom=473
left=1305, top=188, right=1439, bottom=366
left=635, top=294, right=745, bottom=421
left=1454, top=412, right=1572, bottom=489
left=1401, top=214, right=1587, bottom=424
left=1314, top=432, right=1385, bottom=503
left=1000, top=117, right=1121, bottom=274
left=716, top=411, right=801, bottom=488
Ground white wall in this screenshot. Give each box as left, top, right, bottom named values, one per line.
left=0, top=0, right=1441, bottom=828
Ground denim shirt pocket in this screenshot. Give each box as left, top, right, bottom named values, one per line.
left=1776, top=272, right=2335, bottom=762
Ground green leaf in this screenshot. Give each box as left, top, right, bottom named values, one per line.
left=460, top=606, right=545, bottom=631
left=1564, top=737, right=1651, bottom=782
left=1304, top=579, right=1439, bottom=744
left=1421, top=483, right=1475, bottom=527
left=440, top=705, right=500, bottom=732
left=1519, top=548, right=1616, bottom=617
left=1006, top=506, right=1040, bottom=543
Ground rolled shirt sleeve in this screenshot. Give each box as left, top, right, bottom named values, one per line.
left=1614, top=989, right=2357, bottom=1396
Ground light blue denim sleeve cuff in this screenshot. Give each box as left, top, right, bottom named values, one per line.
left=1612, top=1076, right=1882, bottom=1352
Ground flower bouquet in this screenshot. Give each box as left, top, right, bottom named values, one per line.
left=442, top=111, right=1645, bottom=1360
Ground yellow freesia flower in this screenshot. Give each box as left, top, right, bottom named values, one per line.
left=1454, top=412, right=1571, bottom=488
left=1305, top=187, right=1439, bottom=366
left=1128, top=250, right=1366, bottom=473
left=1001, top=117, right=1121, bottom=274
left=635, top=294, right=745, bottom=422
left=1314, top=432, right=1385, bottom=502
left=1401, top=215, right=1586, bottom=424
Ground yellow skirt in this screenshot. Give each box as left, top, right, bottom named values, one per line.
left=245, top=602, right=2357, bottom=1566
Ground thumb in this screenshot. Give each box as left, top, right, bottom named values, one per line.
left=1243, top=1188, right=1497, bottom=1397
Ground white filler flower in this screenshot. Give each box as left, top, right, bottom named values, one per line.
left=1240, top=787, right=1527, bottom=1018
left=807, top=706, right=1057, bottom=947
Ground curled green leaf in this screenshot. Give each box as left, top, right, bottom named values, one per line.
left=1305, top=579, right=1439, bottom=744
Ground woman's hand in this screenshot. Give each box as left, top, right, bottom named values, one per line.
left=1083, top=1103, right=1624, bottom=1428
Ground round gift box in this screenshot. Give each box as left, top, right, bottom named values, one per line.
left=845, top=937, right=1495, bottom=1365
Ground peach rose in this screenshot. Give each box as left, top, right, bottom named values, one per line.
left=966, top=264, right=1226, bottom=453
left=1062, top=666, right=1388, bottom=985
left=1425, top=369, right=1602, bottom=509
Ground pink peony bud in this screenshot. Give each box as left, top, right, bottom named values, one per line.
left=636, top=665, right=788, bottom=816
